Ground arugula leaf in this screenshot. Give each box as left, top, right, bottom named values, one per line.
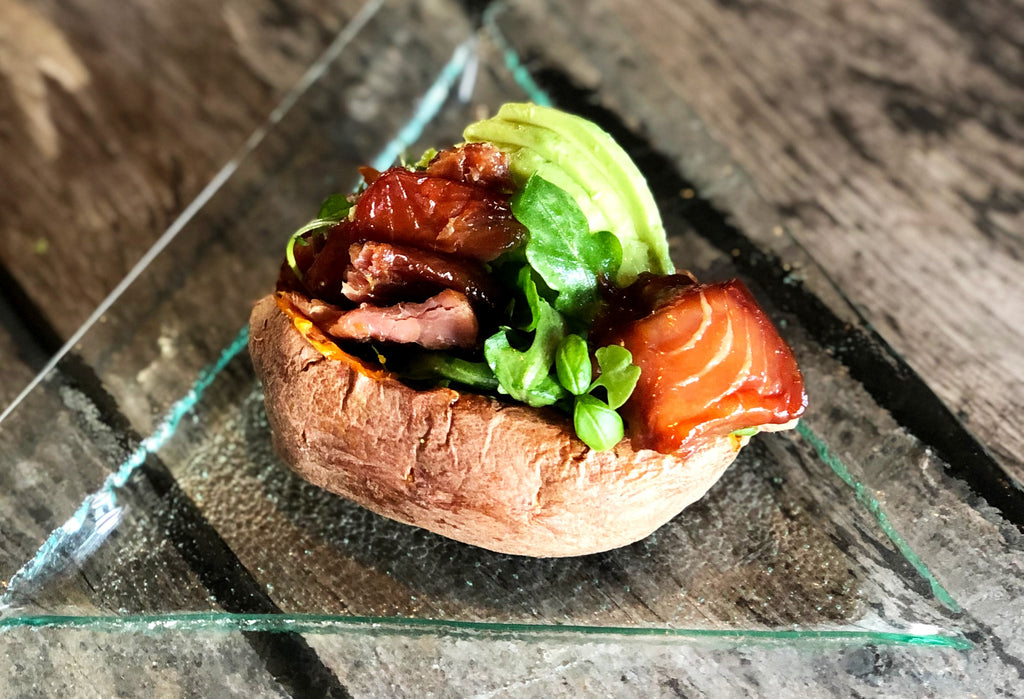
left=516, top=266, right=542, bottom=332
left=555, top=334, right=591, bottom=396
left=402, top=353, right=499, bottom=392
left=573, top=394, right=624, bottom=451
left=589, top=345, right=641, bottom=409
left=317, top=193, right=353, bottom=221
left=511, top=175, right=622, bottom=320
left=413, top=147, right=438, bottom=170
left=484, top=295, right=568, bottom=407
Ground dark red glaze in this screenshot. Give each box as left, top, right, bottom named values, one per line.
left=302, top=222, right=358, bottom=305
left=343, top=241, right=502, bottom=309
left=277, top=228, right=330, bottom=296
left=593, top=271, right=698, bottom=338
left=352, top=168, right=525, bottom=261
left=293, top=145, right=524, bottom=306
left=597, top=275, right=807, bottom=454
left=425, top=142, right=515, bottom=191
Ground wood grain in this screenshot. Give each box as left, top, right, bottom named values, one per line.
left=0, top=0, right=364, bottom=340
left=2, top=0, right=1023, bottom=694
left=1, top=628, right=290, bottom=698
left=495, top=0, right=1024, bottom=484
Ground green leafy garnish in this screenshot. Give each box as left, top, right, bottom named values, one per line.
left=589, top=345, right=641, bottom=409
left=555, top=335, right=591, bottom=396
left=731, top=426, right=759, bottom=437
left=403, top=353, right=499, bottom=392
left=477, top=177, right=641, bottom=449
left=285, top=194, right=354, bottom=280
left=573, top=395, right=624, bottom=451
left=285, top=219, right=333, bottom=281
left=515, top=266, right=543, bottom=332
left=512, top=175, right=622, bottom=321
left=413, top=147, right=439, bottom=170
left=553, top=343, right=639, bottom=451
left=484, top=295, right=568, bottom=408
left=317, top=193, right=353, bottom=221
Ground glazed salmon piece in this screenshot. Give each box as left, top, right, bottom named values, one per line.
left=599, top=276, right=806, bottom=454
left=424, top=142, right=515, bottom=190
left=352, top=168, right=524, bottom=261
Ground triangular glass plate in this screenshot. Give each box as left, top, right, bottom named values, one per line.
left=0, top=0, right=965, bottom=650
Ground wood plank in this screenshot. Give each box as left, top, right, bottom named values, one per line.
left=3, top=0, right=1021, bottom=693
left=0, top=0, right=415, bottom=616
left=0, top=381, right=313, bottom=698
left=487, top=0, right=1024, bottom=690
left=0, top=628, right=290, bottom=698
left=0, top=381, right=354, bottom=694
left=0, top=4, right=387, bottom=691
left=41, top=0, right=967, bottom=640
left=493, top=0, right=1024, bottom=484
left=308, top=632, right=975, bottom=697
left=0, top=0, right=365, bottom=341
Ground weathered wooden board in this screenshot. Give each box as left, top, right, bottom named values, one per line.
left=489, top=0, right=1024, bottom=688
left=0, top=0, right=398, bottom=616
left=2, top=0, right=1023, bottom=695
left=493, top=0, right=1024, bottom=484
left=0, top=379, right=317, bottom=696
left=1, top=628, right=290, bottom=698
left=0, top=0, right=365, bottom=340
left=307, top=632, right=974, bottom=697
left=54, top=0, right=478, bottom=439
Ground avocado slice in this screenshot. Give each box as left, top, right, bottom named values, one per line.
left=505, top=147, right=614, bottom=234
left=464, top=103, right=672, bottom=284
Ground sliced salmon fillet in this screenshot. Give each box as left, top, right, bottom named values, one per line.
left=599, top=276, right=806, bottom=454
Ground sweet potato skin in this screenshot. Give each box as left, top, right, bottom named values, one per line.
left=249, top=295, right=743, bottom=557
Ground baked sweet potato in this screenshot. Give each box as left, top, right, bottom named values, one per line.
left=249, top=294, right=746, bottom=557
left=250, top=104, right=805, bottom=557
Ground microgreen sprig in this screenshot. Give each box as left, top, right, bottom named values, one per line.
left=284, top=194, right=353, bottom=280
left=555, top=338, right=641, bottom=451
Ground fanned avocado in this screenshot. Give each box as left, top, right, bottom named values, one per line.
left=464, top=103, right=672, bottom=284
